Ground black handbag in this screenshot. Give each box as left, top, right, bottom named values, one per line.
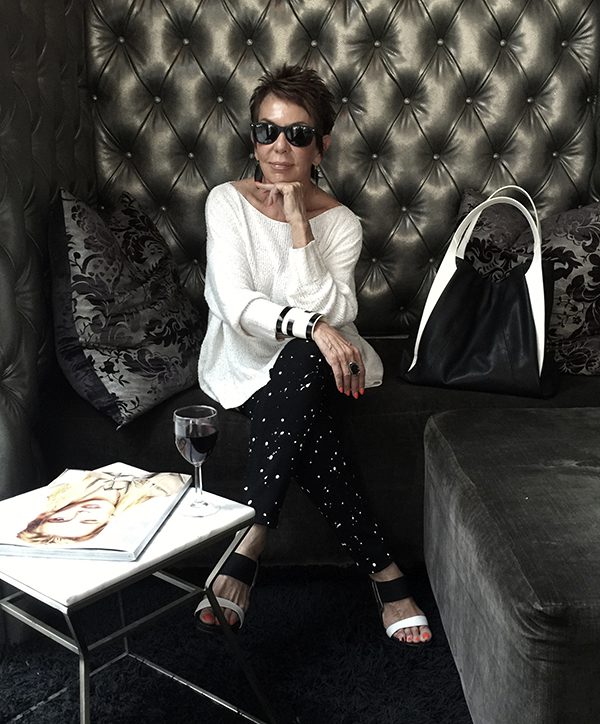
left=404, top=186, right=557, bottom=397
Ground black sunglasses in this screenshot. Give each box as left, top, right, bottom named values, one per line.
left=251, top=122, right=319, bottom=147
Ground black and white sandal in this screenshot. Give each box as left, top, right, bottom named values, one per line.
left=372, top=576, right=431, bottom=647
left=194, top=552, right=259, bottom=634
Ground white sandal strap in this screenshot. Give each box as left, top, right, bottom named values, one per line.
left=385, top=614, right=429, bottom=639
left=194, top=596, right=245, bottom=628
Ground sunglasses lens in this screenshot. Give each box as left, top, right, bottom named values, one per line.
left=253, top=123, right=278, bottom=144
left=287, top=124, right=315, bottom=147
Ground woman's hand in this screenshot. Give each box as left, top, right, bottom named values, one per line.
left=312, top=320, right=365, bottom=398
left=255, top=181, right=313, bottom=247
left=255, top=180, right=306, bottom=221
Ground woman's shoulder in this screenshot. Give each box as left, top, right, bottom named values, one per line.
left=312, top=197, right=362, bottom=230
left=205, top=182, right=247, bottom=221
left=207, top=181, right=238, bottom=204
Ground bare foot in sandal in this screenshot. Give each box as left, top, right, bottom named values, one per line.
left=371, top=563, right=432, bottom=646
left=195, top=524, right=266, bottom=632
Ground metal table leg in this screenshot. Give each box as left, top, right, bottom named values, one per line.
left=64, top=613, right=91, bottom=724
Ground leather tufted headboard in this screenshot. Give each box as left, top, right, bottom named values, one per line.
left=87, top=0, right=600, bottom=336
left=1, top=0, right=600, bottom=503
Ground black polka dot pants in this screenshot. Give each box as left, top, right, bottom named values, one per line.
left=238, top=338, right=393, bottom=574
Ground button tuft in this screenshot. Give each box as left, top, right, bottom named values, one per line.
left=561, top=40, right=569, bottom=48
left=493, top=152, right=500, bottom=159
left=371, top=153, right=378, bottom=160
left=527, top=97, right=534, bottom=104
left=433, top=153, right=440, bottom=160
left=500, top=39, right=507, bottom=47
left=247, top=38, right=254, bottom=46
left=182, top=38, right=190, bottom=45
left=117, top=36, right=125, bottom=44
left=125, top=151, right=132, bottom=158
left=160, top=205, right=167, bottom=212
left=403, top=97, right=411, bottom=105
left=341, top=97, right=349, bottom=104
left=466, top=97, right=473, bottom=104
left=188, top=152, right=195, bottom=159
left=311, top=40, right=318, bottom=47
left=437, top=38, right=444, bottom=46
left=216, top=96, right=224, bottom=103
left=374, top=40, right=381, bottom=47
left=154, top=96, right=161, bottom=104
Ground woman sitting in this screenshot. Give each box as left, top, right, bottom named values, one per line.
left=195, top=64, right=431, bottom=647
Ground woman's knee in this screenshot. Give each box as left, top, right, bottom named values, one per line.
left=272, top=339, right=330, bottom=382
left=243, top=339, right=333, bottom=421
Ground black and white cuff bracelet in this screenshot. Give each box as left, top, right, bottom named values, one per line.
left=276, top=306, right=323, bottom=341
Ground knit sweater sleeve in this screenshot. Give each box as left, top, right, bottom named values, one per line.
left=285, top=209, right=362, bottom=328
left=204, top=186, right=283, bottom=339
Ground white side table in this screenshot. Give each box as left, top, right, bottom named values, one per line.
left=0, top=490, right=275, bottom=723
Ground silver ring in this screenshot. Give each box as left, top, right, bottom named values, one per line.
left=348, top=361, right=360, bottom=376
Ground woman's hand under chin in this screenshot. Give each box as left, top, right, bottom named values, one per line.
left=255, top=180, right=314, bottom=246
left=312, top=320, right=365, bottom=398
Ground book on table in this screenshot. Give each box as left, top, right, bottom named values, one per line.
left=0, top=462, right=190, bottom=561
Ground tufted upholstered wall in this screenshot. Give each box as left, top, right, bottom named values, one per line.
left=0, top=0, right=94, bottom=498
left=1, top=0, right=600, bottom=507
left=87, top=0, right=600, bottom=336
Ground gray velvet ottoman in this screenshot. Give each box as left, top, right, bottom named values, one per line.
left=424, top=408, right=600, bottom=724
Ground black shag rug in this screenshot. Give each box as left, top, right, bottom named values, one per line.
left=0, top=566, right=472, bottom=724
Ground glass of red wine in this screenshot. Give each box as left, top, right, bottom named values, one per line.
left=173, top=405, right=219, bottom=516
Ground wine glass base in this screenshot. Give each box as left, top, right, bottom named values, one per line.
left=183, top=500, right=219, bottom=517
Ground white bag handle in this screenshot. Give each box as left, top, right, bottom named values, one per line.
left=408, top=188, right=545, bottom=375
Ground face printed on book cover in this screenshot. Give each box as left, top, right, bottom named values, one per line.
left=38, top=495, right=119, bottom=540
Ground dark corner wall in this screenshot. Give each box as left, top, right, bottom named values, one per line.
left=0, top=0, right=94, bottom=496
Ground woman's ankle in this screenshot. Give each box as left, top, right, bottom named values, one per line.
left=369, top=562, right=403, bottom=583
left=236, top=524, right=267, bottom=561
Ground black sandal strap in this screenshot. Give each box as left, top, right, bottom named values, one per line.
left=220, top=552, right=258, bottom=586
left=374, top=576, right=412, bottom=603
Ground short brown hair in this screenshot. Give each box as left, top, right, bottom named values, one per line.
left=249, top=65, right=336, bottom=153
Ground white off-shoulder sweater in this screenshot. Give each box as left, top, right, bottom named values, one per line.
left=198, top=182, right=383, bottom=409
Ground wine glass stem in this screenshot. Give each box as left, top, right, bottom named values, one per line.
left=194, top=464, right=203, bottom=503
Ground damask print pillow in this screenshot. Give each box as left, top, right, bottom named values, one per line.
left=551, top=335, right=600, bottom=376
left=524, top=202, right=600, bottom=375
left=49, top=189, right=205, bottom=426
left=530, top=203, right=600, bottom=339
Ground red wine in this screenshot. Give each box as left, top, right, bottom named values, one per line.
left=176, top=426, right=218, bottom=465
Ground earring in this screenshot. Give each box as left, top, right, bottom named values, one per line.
left=311, top=165, right=320, bottom=185
left=254, top=162, right=264, bottom=182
